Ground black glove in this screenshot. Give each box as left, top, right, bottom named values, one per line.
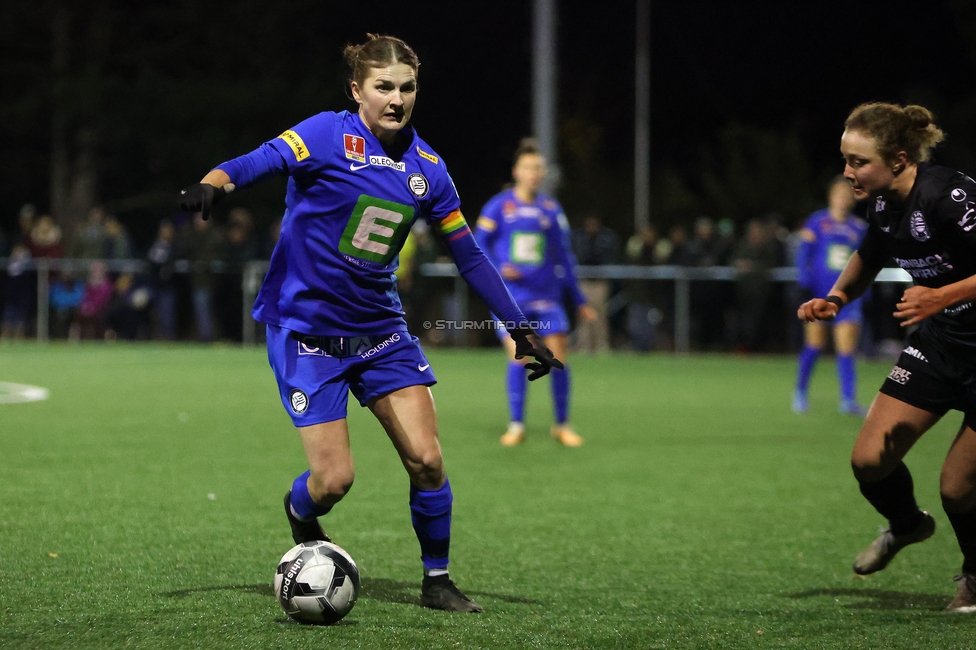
left=177, top=183, right=235, bottom=220
left=511, top=326, right=564, bottom=381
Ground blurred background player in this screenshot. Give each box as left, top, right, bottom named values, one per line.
left=798, top=102, right=976, bottom=612
left=793, top=176, right=868, bottom=415
left=177, top=34, right=560, bottom=614
left=475, top=139, right=596, bottom=447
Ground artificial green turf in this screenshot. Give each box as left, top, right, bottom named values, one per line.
left=1, top=343, right=975, bottom=649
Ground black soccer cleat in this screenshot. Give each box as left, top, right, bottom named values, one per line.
left=421, top=574, right=484, bottom=613
left=283, top=491, right=331, bottom=545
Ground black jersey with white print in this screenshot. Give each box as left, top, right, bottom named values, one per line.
left=857, top=162, right=976, bottom=356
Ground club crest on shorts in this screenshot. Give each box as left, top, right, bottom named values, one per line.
left=290, top=389, right=309, bottom=414
left=910, top=211, right=930, bottom=241
left=408, top=173, right=429, bottom=198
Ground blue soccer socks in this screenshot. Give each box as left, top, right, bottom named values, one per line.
left=551, top=364, right=570, bottom=425
left=796, top=345, right=820, bottom=395
left=506, top=361, right=527, bottom=423
left=837, top=353, right=857, bottom=402
left=289, top=470, right=333, bottom=521
left=410, top=478, right=453, bottom=571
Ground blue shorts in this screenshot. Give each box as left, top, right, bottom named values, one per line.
left=266, top=325, right=436, bottom=427
left=495, top=300, right=570, bottom=340
left=833, top=297, right=864, bottom=325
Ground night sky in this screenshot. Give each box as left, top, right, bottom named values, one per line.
left=2, top=0, right=975, bottom=242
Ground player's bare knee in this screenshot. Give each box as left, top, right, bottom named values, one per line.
left=310, top=468, right=355, bottom=500
left=851, top=422, right=917, bottom=482
left=406, top=450, right=444, bottom=489
left=940, top=476, right=976, bottom=513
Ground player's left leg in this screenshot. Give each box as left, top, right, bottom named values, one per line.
left=500, top=334, right=528, bottom=445
left=834, top=320, right=864, bottom=416
left=368, top=385, right=483, bottom=613
left=940, top=422, right=976, bottom=612
left=544, top=333, right=583, bottom=447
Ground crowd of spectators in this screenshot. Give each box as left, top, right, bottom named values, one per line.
left=0, top=204, right=278, bottom=343
left=0, top=203, right=899, bottom=354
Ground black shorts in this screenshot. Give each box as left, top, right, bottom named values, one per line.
left=880, top=330, right=976, bottom=430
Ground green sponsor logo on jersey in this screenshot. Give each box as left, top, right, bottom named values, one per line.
left=339, top=195, right=415, bottom=264
left=510, top=231, right=545, bottom=266
left=827, top=243, right=852, bottom=272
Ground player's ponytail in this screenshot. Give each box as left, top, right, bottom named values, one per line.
left=845, top=102, right=944, bottom=164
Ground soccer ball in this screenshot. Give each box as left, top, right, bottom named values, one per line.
left=273, top=540, right=361, bottom=624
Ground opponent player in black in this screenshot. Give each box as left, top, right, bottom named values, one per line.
left=799, top=102, right=976, bottom=613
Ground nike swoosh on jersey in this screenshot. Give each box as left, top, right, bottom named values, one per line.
left=418, top=363, right=430, bottom=371
left=349, top=163, right=369, bottom=171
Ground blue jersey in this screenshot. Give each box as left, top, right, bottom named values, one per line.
left=474, top=189, right=586, bottom=309
left=219, top=111, right=462, bottom=337
left=797, top=209, right=868, bottom=298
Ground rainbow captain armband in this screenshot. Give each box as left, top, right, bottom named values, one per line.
left=437, top=210, right=471, bottom=242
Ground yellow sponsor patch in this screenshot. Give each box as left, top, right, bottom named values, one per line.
left=416, top=146, right=439, bottom=165
left=279, top=130, right=310, bottom=161
left=476, top=216, right=497, bottom=232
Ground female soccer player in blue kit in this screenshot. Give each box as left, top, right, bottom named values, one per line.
left=177, top=34, right=561, bottom=613
left=475, top=140, right=595, bottom=447
left=793, top=176, right=868, bottom=415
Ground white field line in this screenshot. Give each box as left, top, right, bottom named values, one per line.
left=0, top=382, right=50, bottom=404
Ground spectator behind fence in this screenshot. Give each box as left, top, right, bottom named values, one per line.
left=216, top=207, right=258, bottom=341
left=27, top=215, right=64, bottom=260
left=72, top=261, right=114, bottom=341
left=2, top=245, right=33, bottom=339
left=687, top=217, right=728, bottom=350
left=624, top=225, right=663, bottom=351
left=571, top=214, right=620, bottom=352
left=148, top=219, right=178, bottom=340
left=178, top=212, right=226, bottom=342
left=70, top=206, right=108, bottom=259
left=397, top=220, right=441, bottom=339
left=103, top=216, right=134, bottom=260
left=50, top=271, right=85, bottom=339
left=106, top=273, right=152, bottom=340
left=14, top=204, right=36, bottom=248
left=732, top=219, right=779, bottom=352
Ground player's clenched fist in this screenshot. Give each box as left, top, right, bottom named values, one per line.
left=177, top=182, right=235, bottom=220
left=797, top=296, right=843, bottom=323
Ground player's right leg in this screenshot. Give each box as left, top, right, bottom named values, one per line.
left=850, top=393, right=941, bottom=574
left=265, top=324, right=354, bottom=544
left=794, top=322, right=825, bottom=413
left=284, top=419, right=355, bottom=544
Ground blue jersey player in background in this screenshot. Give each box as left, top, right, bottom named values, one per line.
left=177, top=34, right=561, bottom=614
left=793, top=176, right=868, bottom=415
left=475, top=139, right=596, bottom=447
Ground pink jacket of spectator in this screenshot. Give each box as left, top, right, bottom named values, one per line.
left=78, top=280, right=113, bottom=318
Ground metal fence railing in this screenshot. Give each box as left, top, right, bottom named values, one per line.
left=3, top=257, right=913, bottom=352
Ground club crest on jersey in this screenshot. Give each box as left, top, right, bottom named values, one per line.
left=344, top=134, right=366, bottom=163
left=290, top=389, right=309, bottom=414
left=408, top=173, right=429, bottom=198
left=952, top=188, right=968, bottom=202
left=875, top=196, right=886, bottom=212
left=910, top=211, right=930, bottom=241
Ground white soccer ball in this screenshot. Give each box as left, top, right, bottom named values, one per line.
left=273, top=541, right=361, bottom=624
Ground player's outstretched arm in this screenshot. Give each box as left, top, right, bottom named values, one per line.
left=177, top=169, right=236, bottom=220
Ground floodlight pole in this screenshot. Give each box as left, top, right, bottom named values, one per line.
left=635, top=0, right=651, bottom=232
left=532, top=0, right=559, bottom=193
